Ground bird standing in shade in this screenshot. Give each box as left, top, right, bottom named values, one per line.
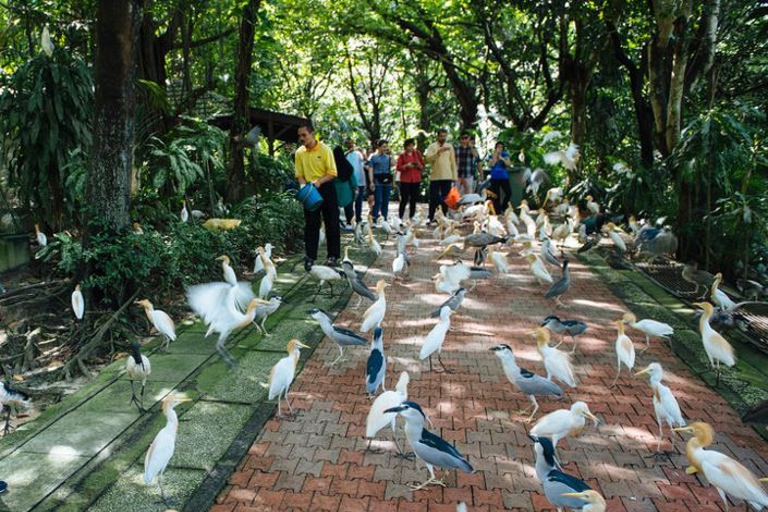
left=530, top=401, right=600, bottom=451
left=180, top=200, right=189, bottom=223
left=34, top=224, right=47, bottom=247
left=308, top=264, right=344, bottom=299
left=429, top=287, right=466, bottom=318
left=710, top=273, right=736, bottom=310
left=361, top=280, right=389, bottom=333
left=136, top=299, right=177, bottom=350
left=126, top=342, right=151, bottom=412
left=674, top=422, right=768, bottom=511
left=71, top=284, right=84, bottom=320
left=541, top=316, right=587, bottom=353
left=0, top=382, right=31, bottom=434
left=490, top=344, right=563, bottom=422
left=309, top=308, right=367, bottom=365
left=420, top=306, right=453, bottom=373
left=144, top=392, right=190, bottom=506
left=366, top=327, right=386, bottom=396
left=366, top=371, right=411, bottom=457
left=526, top=254, right=554, bottom=285
left=610, top=319, right=636, bottom=388
left=635, top=363, right=685, bottom=453
left=384, top=401, right=473, bottom=490
left=546, top=260, right=571, bottom=308
left=531, top=435, right=593, bottom=512
left=266, top=339, right=310, bottom=418
left=622, top=312, right=673, bottom=352
left=253, top=296, right=282, bottom=335
left=692, top=302, right=736, bottom=385
left=529, top=328, right=577, bottom=388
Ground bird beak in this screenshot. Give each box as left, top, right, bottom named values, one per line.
left=254, top=298, right=269, bottom=304
left=177, top=397, right=192, bottom=403
left=634, top=367, right=651, bottom=377
left=525, top=330, right=538, bottom=336
left=691, top=302, right=705, bottom=309
left=561, top=492, right=588, bottom=498
left=296, top=342, right=310, bottom=349
left=383, top=406, right=405, bottom=414
left=672, top=426, right=694, bottom=433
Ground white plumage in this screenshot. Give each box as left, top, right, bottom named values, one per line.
left=489, top=247, right=508, bottom=274
left=623, top=312, right=673, bottom=352
left=366, top=371, right=409, bottom=443
left=610, top=320, right=636, bottom=387
left=392, top=253, right=406, bottom=275
left=267, top=339, right=309, bottom=418
left=635, top=363, right=685, bottom=452
left=34, top=224, right=47, bottom=247
left=144, top=392, right=189, bottom=504
left=526, top=254, right=553, bottom=285
left=71, top=284, right=84, bottom=320
left=217, top=255, right=238, bottom=286
left=419, top=306, right=453, bottom=361
left=258, top=255, right=276, bottom=299
left=530, top=401, right=599, bottom=447
left=694, top=302, right=736, bottom=370
left=710, top=273, right=736, bottom=310
left=361, top=280, right=389, bottom=332
left=253, top=243, right=274, bottom=273
left=136, top=299, right=176, bottom=349
left=530, top=328, right=576, bottom=387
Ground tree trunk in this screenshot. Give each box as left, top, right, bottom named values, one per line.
left=227, top=0, right=261, bottom=204
left=86, top=0, right=141, bottom=232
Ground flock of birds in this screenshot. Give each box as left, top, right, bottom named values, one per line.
left=6, top=176, right=768, bottom=510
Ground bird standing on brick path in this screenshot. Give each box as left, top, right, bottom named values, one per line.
left=530, top=401, right=599, bottom=452
left=635, top=363, right=685, bottom=453
left=490, top=344, right=563, bottom=422
left=341, top=261, right=378, bottom=308
left=126, top=342, right=151, bottom=412
left=384, top=401, right=473, bottom=491
left=692, top=302, right=736, bottom=385
left=560, top=490, right=606, bottom=512
left=610, top=319, right=636, bottom=388
left=488, top=245, right=509, bottom=274
left=253, top=296, right=282, bottom=335
left=136, top=299, right=177, bottom=351
left=420, top=306, right=454, bottom=373
left=531, top=435, right=593, bottom=512
left=265, top=339, right=310, bottom=418
left=546, top=260, right=571, bottom=308
left=144, top=392, right=190, bottom=507
left=541, top=316, right=587, bottom=353
left=429, top=287, right=466, bottom=318
left=526, top=253, right=554, bottom=285
left=366, top=327, right=386, bottom=396
left=366, top=371, right=411, bottom=457
left=528, top=328, right=577, bottom=388
left=71, top=284, right=84, bottom=320
left=673, top=422, right=768, bottom=511
left=622, top=312, right=673, bottom=352
left=309, top=308, right=367, bottom=365
left=0, top=382, right=31, bottom=434
left=361, top=281, right=389, bottom=333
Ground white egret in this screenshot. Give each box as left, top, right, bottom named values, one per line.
left=622, top=312, right=673, bottom=352
left=419, top=306, right=453, bottom=373
left=366, top=371, right=410, bottom=456
left=136, top=299, right=177, bottom=350
left=692, top=302, right=736, bottom=385
left=361, top=280, right=389, bottom=333
left=143, top=392, right=190, bottom=506
left=528, top=328, right=576, bottom=388
left=635, top=363, right=685, bottom=453
left=71, top=284, right=84, bottom=320
left=266, top=339, right=309, bottom=418
left=610, top=319, right=636, bottom=388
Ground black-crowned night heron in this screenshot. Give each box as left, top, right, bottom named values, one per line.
left=545, top=260, right=571, bottom=308
left=366, top=327, right=386, bottom=396
left=541, top=316, right=588, bottom=353
left=384, top=401, right=473, bottom=490
left=308, top=308, right=367, bottom=365
left=429, top=287, right=466, bottom=318
left=531, top=435, right=593, bottom=512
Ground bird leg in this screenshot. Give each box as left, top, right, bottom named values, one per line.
left=162, top=336, right=170, bottom=352
left=524, top=396, right=540, bottom=423
left=128, top=380, right=143, bottom=412
left=570, top=334, right=578, bottom=353
left=609, top=364, right=621, bottom=388
left=3, top=408, right=11, bottom=435
left=216, top=339, right=238, bottom=369
left=261, top=317, right=270, bottom=336
left=408, top=465, right=446, bottom=491
left=354, top=295, right=363, bottom=309
left=156, top=474, right=175, bottom=508
left=330, top=345, right=345, bottom=366
left=437, top=352, right=453, bottom=374
left=642, top=334, right=650, bottom=353
left=391, top=419, right=414, bottom=459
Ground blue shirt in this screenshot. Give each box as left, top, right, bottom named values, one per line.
left=489, top=151, right=510, bottom=179
left=368, top=153, right=392, bottom=176
left=346, top=150, right=366, bottom=186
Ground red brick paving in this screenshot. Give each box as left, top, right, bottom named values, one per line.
left=214, top=218, right=768, bottom=511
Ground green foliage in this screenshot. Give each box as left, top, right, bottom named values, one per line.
left=0, top=49, right=92, bottom=229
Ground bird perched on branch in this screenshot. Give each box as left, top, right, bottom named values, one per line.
left=126, top=342, right=151, bottom=412
left=265, top=339, right=309, bottom=418
left=136, top=299, right=177, bottom=351
left=143, top=392, right=190, bottom=507
left=635, top=363, right=685, bottom=453
left=309, top=308, right=367, bottom=366
left=674, top=422, right=768, bottom=511
left=1, top=382, right=31, bottom=435
left=490, top=344, right=563, bottom=422
left=384, top=401, right=473, bottom=491
left=366, top=371, right=411, bottom=457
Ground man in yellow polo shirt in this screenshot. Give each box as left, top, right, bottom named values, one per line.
left=295, top=122, right=340, bottom=271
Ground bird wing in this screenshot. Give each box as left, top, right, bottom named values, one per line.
left=366, top=349, right=385, bottom=387
left=702, top=452, right=768, bottom=505
left=543, top=351, right=576, bottom=387
left=366, top=390, right=401, bottom=437
left=543, top=469, right=591, bottom=508
left=235, top=281, right=256, bottom=310
left=151, top=310, right=176, bottom=340
left=418, top=429, right=473, bottom=472
left=636, top=319, right=673, bottom=336
left=144, top=429, right=175, bottom=483
left=269, top=357, right=293, bottom=399
left=334, top=327, right=368, bottom=346
left=518, top=371, right=563, bottom=397
left=187, top=282, right=232, bottom=325
left=656, top=384, right=684, bottom=426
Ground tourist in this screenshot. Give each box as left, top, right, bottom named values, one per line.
left=488, top=142, right=512, bottom=212
left=333, top=145, right=357, bottom=230
left=424, top=128, right=457, bottom=224
left=295, top=122, right=340, bottom=270
left=345, top=138, right=369, bottom=224
left=369, top=139, right=394, bottom=223
left=455, top=131, right=480, bottom=196
left=396, top=138, right=425, bottom=220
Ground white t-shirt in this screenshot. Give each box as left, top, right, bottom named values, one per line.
left=346, top=150, right=366, bottom=186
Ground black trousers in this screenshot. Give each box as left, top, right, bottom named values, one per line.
left=428, top=180, right=453, bottom=221
left=399, top=182, right=420, bottom=219
left=490, top=177, right=512, bottom=213
left=304, top=181, right=340, bottom=260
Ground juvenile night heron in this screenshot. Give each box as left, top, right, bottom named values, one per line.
left=545, top=260, right=571, bottom=308
left=429, top=287, right=466, bottom=318
left=674, top=422, right=768, bottom=511
left=384, top=401, right=473, bottom=490
left=531, top=434, right=594, bottom=512
left=366, top=327, right=386, bottom=396
left=490, top=344, right=563, bottom=422
left=126, top=342, right=151, bottom=412
left=309, top=308, right=367, bottom=365
left=635, top=363, right=685, bottom=453
left=541, top=316, right=587, bottom=353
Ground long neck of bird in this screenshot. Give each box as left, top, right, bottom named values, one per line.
left=698, top=309, right=711, bottom=333
left=686, top=437, right=705, bottom=471
left=290, top=348, right=301, bottom=367
left=317, top=315, right=333, bottom=334
left=164, top=406, right=179, bottom=435
left=402, top=414, right=425, bottom=443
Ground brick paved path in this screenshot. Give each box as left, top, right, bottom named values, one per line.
left=213, top=223, right=768, bottom=512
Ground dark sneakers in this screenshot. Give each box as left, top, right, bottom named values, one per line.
left=304, top=257, right=314, bottom=272
left=0, top=480, right=7, bottom=494
left=326, top=256, right=339, bottom=267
